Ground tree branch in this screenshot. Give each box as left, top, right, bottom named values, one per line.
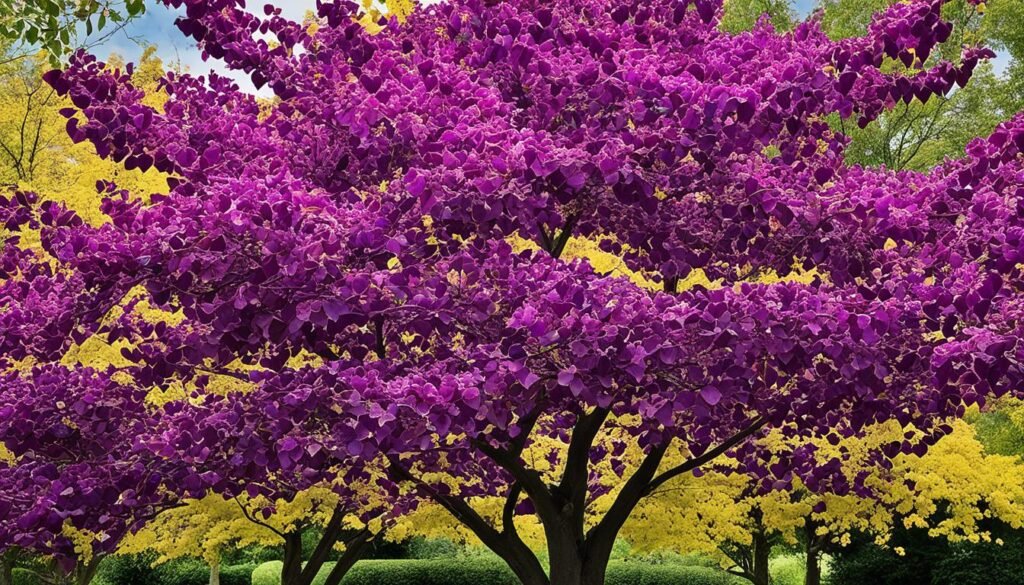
left=298, top=503, right=350, bottom=585
left=646, top=417, right=767, bottom=494
left=387, top=455, right=504, bottom=546
left=234, top=496, right=287, bottom=540
left=584, top=442, right=668, bottom=560
left=320, top=528, right=374, bottom=585
left=502, top=482, right=523, bottom=536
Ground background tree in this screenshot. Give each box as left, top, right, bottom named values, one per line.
left=118, top=489, right=379, bottom=585
left=822, top=0, right=1024, bottom=170
left=0, top=41, right=173, bottom=585
left=0, top=1, right=146, bottom=65
left=624, top=419, right=1024, bottom=585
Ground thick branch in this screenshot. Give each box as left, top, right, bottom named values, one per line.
left=549, top=214, right=579, bottom=259
left=471, top=438, right=558, bottom=521
left=298, top=504, right=350, bottom=585
left=585, top=442, right=668, bottom=560
left=320, top=529, right=374, bottom=585
left=502, top=482, right=524, bottom=536
left=387, top=456, right=548, bottom=585
left=554, top=407, right=609, bottom=536
left=387, top=456, right=503, bottom=546
left=646, top=417, right=767, bottom=494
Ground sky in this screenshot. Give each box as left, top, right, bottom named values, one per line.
left=92, top=0, right=1007, bottom=95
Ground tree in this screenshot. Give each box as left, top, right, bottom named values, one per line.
left=7, top=1, right=1024, bottom=585
left=118, top=489, right=378, bottom=585
left=143, top=382, right=399, bottom=585
left=0, top=44, right=174, bottom=585
left=0, top=42, right=168, bottom=226
left=719, top=0, right=796, bottom=33
left=625, top=419, right=1024, bottom=585
left=820, top=0, right=1024, bottom=171
left=0, top=1, right=146, bottom=65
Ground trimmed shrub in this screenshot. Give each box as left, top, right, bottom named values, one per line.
left=97, top=556, right=253, bottom=585
left=221, top=564, right=257, bottom=585
left=99, top=553, right=163, bottom=585
left=406, top=537, right=460, bottom=560
left=252, top=559, right=744, bottom=585
left=251, top=561, right=283, bottom=585
left=605, top=562, right=745, bottom=585
left=157, top=559, right=209, bottom=585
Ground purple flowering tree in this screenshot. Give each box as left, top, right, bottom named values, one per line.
left=2, top=0, right=1023, bottom=584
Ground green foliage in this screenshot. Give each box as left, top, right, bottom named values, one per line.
left=99, top=552, right=162, bottom=585
left=719, top=0, right=796, bottom=33
left=0, top=0, right=146, bottom=64
left=97, top=555, right=255, bottom=585
left=829, top=527, right=1024, bottom=585
left=932, top=536, right=1024, bottom=585
left=970, top=408, right=1024, bottom=456
left=157, top=559, right=209, bottom=585
left=405, top=537, right=460, bottom=560
left=11, top=568, right=39, bottom=585
left=221, top=564, right=258, bottom=585
left=251, top=560, right=744, bottom=585
left=251, top=561, right=283, bottom=585
left=768, top=555, right=805, bottom=585
left=604, top=562, right=746, bottom=585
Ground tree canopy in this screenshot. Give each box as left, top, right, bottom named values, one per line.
left=1, top=1, right=1024, bottom=585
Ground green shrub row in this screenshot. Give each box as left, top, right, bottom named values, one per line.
left=8, top=556, right=259, bottom=585
left=251, top=559, right=745, bottom=585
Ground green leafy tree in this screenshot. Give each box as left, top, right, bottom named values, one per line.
left=824, top=0, right=1024, bottom=170
left=0, top=0, right=146, bottom=65
left=720, top=0, right=797, bottom=33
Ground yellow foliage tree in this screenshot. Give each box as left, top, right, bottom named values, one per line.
left=622, top=420, right=1024, bottom=585
left=119, top=487, right=380, bottom=585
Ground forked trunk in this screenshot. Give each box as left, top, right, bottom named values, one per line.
left=279, top=510, right=374, bottom=585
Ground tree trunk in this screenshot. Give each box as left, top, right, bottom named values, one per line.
left=208, top=560, right=220, bottom=585
left=0, top=551, right=13, bottom=585
left=396, top=403, right=765, bottom=585
left=281, top=531, right=305, bottom=585
left=279, top=508, right=377, bottom=585
left=74, top=557, right=102, bottom=585
left=804, top=545, right=821, bottom=585
left=752, top=531, right=771, bottom=585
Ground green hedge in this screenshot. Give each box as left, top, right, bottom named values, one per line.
left=221, top=564, right=258, bottom=585
left=252, top=559, right=744, bottom=585
left=605, top=562, right=745, bottom=585
left=70, top=555, right=258, bottom=585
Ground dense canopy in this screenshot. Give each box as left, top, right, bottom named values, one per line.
left=1, top=0, right=1023, bottom=584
